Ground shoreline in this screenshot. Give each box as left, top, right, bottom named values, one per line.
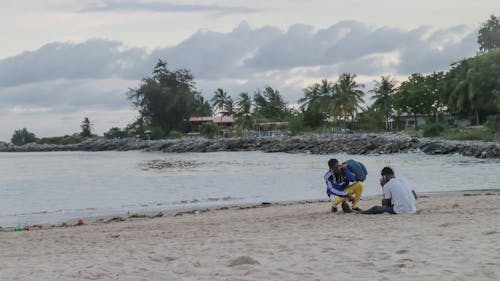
left=4, top=189, right=498, bottom=232
left=1, top=191, right=499, bottom=280
left=1, top=133, right=500, bottom=158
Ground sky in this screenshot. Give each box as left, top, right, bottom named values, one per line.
left=0, top=0, right=498, bottom=142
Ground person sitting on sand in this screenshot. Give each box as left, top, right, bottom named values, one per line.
left=324, top=158, right=363, bottom=213
left=360, top=166, right=417, bottom=215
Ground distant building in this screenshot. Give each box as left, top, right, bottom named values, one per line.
left=188, top=116, right=236, bottom=136
left=403, top=115, right=428, bottom=128
left=256, top=122, right=289, bottom=136
left=393, top=113, right=471, bottom=129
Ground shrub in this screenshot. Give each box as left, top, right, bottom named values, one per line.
left=302, top=110, right=325, bottom=129
left=422, top=124, right=445, bottom=137
left=442, top=126, right=493, bottom=141
left=200, top=123, right=219, bottom=138
left=167, top=130, right=183, bottom=139
left=355, top=109, right=386, bottom=132
left=485, top=115, right=500, bottom=132
left=36, top=134, right=84, bottom=145
left=104, top=127, right=128, bottom=139
left=287, top=116, right=308, bottom=136
left=148, top=126, right=166, bottom=139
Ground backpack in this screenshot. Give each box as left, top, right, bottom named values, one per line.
left=346, top=159, right=367, bottom=181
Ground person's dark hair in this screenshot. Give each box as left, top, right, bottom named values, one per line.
left=381, top=166, right=394, bottom=176
left=328, top=158, right=339, bottom=168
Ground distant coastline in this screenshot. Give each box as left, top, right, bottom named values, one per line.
left=1, top=133, right=499, bottom=158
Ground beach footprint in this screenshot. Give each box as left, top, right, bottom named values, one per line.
left=228, top=256, right=261, bottom=267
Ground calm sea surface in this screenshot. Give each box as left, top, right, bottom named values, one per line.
left=1, top=150, right=499, bottom=227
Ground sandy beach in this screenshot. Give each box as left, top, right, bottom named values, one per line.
left=1, top=192, right=499, bottom=281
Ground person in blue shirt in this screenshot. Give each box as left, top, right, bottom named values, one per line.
left=324, top=158, right=363, bottom=213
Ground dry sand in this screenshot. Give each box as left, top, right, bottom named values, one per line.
left=1, top=192, right=499, bottom=281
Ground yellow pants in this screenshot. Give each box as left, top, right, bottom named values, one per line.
left=333, top=181, right=363, bottom=209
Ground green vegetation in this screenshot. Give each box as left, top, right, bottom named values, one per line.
left=442, top=126, right=495, bottom=141
left=422, top=124, right=446, bottom=138
left=80, top=117, right=92, bottom=138
left=11, top=128, right=37, bottom=145
left=199, top=123, right=219, bottom=138
left=478, top=15, right=500, bottom=52
left=485, top=115, right=500, bottom=132
left=294, top=15, right=499, bottom=138
left=103, top=127, right=128, bottom=139
left=252, top=86, right=294, bottom=121
left=36, top=135, right=84, bottom=145
left=127, top=60, right=211, bottom=137
left=167, top=130, right=183, bottom=139
left=369, top=75, right=398, bottom=130
left=9, top=15, right=500, bottom=144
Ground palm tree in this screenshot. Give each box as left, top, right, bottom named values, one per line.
left=211, top=88, right=228, bottom=114
left=236, top=92, right=253, bottom=130
left=333, top=73, right=365, bottom=123
left=299, top=84, right=319, bottom=111
left=211, top=88, right=235, bottom=126
left=370, top=76, right=398, bottom=130
left=224, top=96, right=235, bottom=116
left=450, top=61, right=480, bottom=125
left=299, top=79, right=335, bottom=115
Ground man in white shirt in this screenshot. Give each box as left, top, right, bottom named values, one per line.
left=360, top=167, right=417, bottom=215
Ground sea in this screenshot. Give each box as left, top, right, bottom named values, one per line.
left=1, top=150, right=499, bottom=227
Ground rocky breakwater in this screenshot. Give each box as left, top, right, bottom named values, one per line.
left=0, top=138, right=152, bottom=152
left=1, top=134, right=499, bottom=158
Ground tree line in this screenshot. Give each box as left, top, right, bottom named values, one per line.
left=10, top=117, right=95, bottom=145
left=10, top=15, right=500, bottom=145
left=124, top=14, right=499, bottom=137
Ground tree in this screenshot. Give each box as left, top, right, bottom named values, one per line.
left=370, top=76, right=398, bottom=130
left=478, top=14, right=500, bottom=52
left=11, top=128, right=37, bottom=145
left=80, top=117, right=92, bottom=137
left=253, top=86, right=290, bottom=120
left=332, top=73, right=365, bottom=124
left=424, top=72, right=447, bottom=123
left=444, top=50, right=500, bottom=125
left=357, top=106, right=387, bottom=131
left=211, top=88, right=229, bottom=115
left=393, top=73, right=432, bottom=129
left=448, top=60, right=482, bottom=125
left=235, top=92, right=253, bottom=129
left=192, top=94, right=212, bottom=116
left=224, top=96, right=236, bottom=116
left=464, top=50, right=500, bottom=124
left=299, top=79, right=334, bottom=113
left=445, top=59, right=474, bottom=120
left=298, top=79, right=334, bottom=129
left=210, top=88, right=235, bottom=125
left=128, top=60, right=209, bottom=134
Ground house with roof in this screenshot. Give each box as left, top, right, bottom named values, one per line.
left=188, top=116, right=236, bottom=136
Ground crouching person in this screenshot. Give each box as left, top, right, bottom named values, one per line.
left=324, top=158, right=362, bottom=213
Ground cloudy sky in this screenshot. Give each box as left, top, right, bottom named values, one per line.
left=0, top=0, right=498, bottom=141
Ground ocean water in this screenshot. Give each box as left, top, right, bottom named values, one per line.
left=1, top=150, right=499, bottom=227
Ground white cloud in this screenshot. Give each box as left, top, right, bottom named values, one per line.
left=78, top=0, right=258, bottom=15
left=0, top=19, right=481, bottom=141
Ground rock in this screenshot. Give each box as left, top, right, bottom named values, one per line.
left=0, top=134, right=499, bottom=158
